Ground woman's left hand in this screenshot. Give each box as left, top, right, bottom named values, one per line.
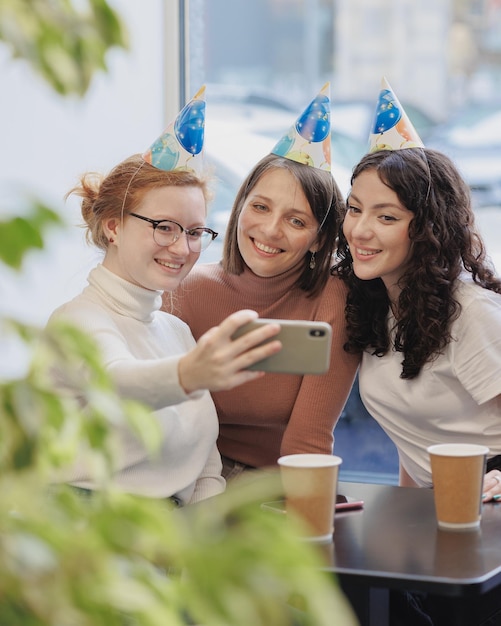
left=482, top=470, right=501, bottom=502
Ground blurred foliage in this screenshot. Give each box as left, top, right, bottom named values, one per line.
left=0, top=2, right=358, bottom=624
left=0, top=317, right=357, bottom=625
left=0, top=0, right=128, bottom=96
left=0, top=319, right=161, bottom=477
left=0, top=469, right=357, bottom=626
left=0, top=201, right=62, bottom=270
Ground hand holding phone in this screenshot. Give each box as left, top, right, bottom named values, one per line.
left=232, top=318, right=332, bottom=375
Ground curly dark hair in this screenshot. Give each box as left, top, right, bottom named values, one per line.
left=222, top=153, right=344, bottom=298
left=332, top=148, right=501, bottom=379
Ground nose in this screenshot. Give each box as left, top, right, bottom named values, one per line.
left=259, top=214, right=283, bottom=239
left=169, top=232, right=192, bottom=255
left=347, top=213, right=372, bottom=240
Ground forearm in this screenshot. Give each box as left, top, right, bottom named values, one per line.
left=107, top=356, right=193, bottom=409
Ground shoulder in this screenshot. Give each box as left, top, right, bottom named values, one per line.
left=170, top=263, right=228, bottom=330
left=155, top=309, right=196, bottom=344
left=294, top=274, right=348, bottom=323
left=323, top=272, right=349, bottom=293
left=48, top=293, right=98, bottom=323
left=47, top=291, right=110, bottom=326
left=314, top=273, right=349, bottom=304
left=157, top=308, right=191, bottom=331
left=456, top=277, right=501, bottom=310
left=178, top=261, right=224, bottom=291
left=47, top=293, right=111, bottom=336
left=453, top=278, right=501, bottom=330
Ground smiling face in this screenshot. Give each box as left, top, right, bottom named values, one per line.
left=343, top=168, right=414, bottom=302
left=236, top=168, right=320, bottom=278
left=102, top=185, right=206, bottom=292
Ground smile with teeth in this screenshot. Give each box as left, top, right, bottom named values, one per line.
left=156, top=258, right=182, bottom=269
left=356, top=248, right=381, bottom=256
left=253, top=239, right=282, bottom=254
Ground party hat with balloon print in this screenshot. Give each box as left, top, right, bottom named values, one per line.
left=143, top=85, right=206, bottom=172
left=368, top=77, right=424, bottom=152
left=271, top=82, right=331, bottom=171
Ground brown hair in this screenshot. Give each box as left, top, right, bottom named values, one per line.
left=67, top=154, right=212, bottom=250
left=222, top=153, right=344, bottom=298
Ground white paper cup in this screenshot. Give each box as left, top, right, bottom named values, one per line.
left=278, top=453, right=342, bottom=542
left=427, top=443, right=489, bottom=531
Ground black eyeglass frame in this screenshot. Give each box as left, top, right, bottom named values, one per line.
left=128, top=212, right=218, bottom=251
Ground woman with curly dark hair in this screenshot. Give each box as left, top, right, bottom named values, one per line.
left=333, top=146, right=501, bottom=501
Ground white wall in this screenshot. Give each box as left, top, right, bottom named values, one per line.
left=0, top=1, right=164, bottom=377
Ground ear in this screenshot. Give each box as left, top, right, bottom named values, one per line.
left=309, top=238, right=321, bottom=254
left=103, top=218, right=119, bottom=242
left=309, top=228, right=328, bottom=254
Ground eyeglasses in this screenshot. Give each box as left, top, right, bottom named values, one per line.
left=128, top=212, right=218, bottom=252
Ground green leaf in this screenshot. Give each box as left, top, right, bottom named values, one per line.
left=0, top=202, right=62, bottom=269
left=0, top=0, right=128, bottom=96
left=0, top=217, right=43, bottom=269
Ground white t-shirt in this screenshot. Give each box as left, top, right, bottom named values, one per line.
left=47, top=264, right=225, bottom=503
left=360, top=278, right=501, bottom=487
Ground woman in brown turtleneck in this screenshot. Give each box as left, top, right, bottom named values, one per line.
left=164, top=152, right=359, bottom=479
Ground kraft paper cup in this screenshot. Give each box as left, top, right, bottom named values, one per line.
left=428, top=443, right=489, bottom=531
left=277, top=453, right=342, bottom=543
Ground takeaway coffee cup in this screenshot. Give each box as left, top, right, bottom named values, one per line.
left=277, top=453, right=342, bottom=542
left=427, top=443, right=489, bottom=531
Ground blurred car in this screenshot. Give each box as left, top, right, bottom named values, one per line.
left=426, top=103, right=501, bottom=208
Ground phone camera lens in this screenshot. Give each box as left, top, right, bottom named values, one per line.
left=310, top=329, right=325, bottom=337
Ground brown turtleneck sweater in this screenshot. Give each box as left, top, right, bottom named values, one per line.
left=165, top=262, right=359, bottom=469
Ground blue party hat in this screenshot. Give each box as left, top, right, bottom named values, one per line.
left=369, top=77, right=424, bottom=152
left=271, top=83, right=331, bottom=171
left=143, top=85, right=206, bottom=172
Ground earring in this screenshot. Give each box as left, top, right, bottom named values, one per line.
left=309, top=251, right=316, bottom=270
left=109, top=237, right=114, bottom=244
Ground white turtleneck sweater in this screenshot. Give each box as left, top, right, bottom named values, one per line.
left=47, top=263, right=225, bottom=504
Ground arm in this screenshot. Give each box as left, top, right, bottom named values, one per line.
left=280, top=279, right=360, bottom=457
left=107, top=309, right=282, bottom=402
left=280, top=342, right=359, bottom=456
left=47, top=302, right=188, bottom=409
left=50, top=301, right=281, bottom=410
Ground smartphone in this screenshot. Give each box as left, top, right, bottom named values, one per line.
left=260, top=495, right=364, bottom=515
left=232, top=318, right=332, bottom=375
left=335, top=494, right=365, bottom=511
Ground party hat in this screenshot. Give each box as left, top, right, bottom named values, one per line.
left=143, top=85, right=206, bottom=172
left=271, top=82, right=331, bottom=171
left=368, top=77, right=424, bottom=152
